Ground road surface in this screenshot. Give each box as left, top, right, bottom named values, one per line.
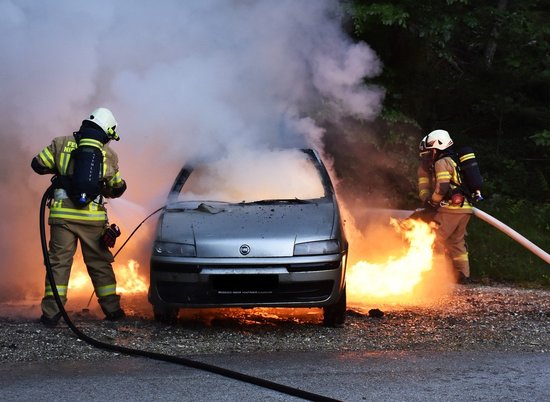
left=2, top=350, right=549, bottom=401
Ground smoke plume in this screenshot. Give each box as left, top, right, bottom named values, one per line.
left=0, top=0, right=383, bottom=301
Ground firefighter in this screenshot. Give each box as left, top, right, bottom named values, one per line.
left=32, top=107, right=128, bottom=327
left=417, top=129, right=473, bottom=284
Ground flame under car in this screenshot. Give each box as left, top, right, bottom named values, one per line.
left=148, top=148, right=348, bottom=327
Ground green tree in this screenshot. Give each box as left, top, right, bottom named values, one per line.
left=345, top=1, right=550, bottom=139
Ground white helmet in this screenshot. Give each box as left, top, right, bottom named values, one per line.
left=420, top=129, right=453, bottom=151
left=418, top=138, right=430, bottom=158
left=85, top=107, right=119, bottom=141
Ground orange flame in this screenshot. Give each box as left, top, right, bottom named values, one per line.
left=347, top=218, right=438, bottom=305
left=68, top=259, right=148, bottom=296
left=68, top=269, right=90, bottom=293
left=114, top=259, right=148, bottom=294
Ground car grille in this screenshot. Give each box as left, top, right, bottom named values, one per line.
left=152, top=262, right=201, bottom=273
left=156, top=278, right=334, bottom=304
left=287, top=261, right=341, bottom=272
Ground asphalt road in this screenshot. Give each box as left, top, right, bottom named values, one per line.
left=2, top=350, right=549, bottom=401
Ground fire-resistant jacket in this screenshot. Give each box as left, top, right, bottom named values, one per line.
left=418, top=155, right=473, bottom=214
left=32, top=135, right=126, bottom=225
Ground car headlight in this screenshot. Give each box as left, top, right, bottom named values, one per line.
left=153, top=241, right=196, bottom=257
left=293, top=240, right=340, bottom=256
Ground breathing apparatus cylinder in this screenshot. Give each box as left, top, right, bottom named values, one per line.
left=70, top=137, right=104, bottom=206
left=457, top=146, right=483, bottom=201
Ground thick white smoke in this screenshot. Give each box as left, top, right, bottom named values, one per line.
left=0, top=0, right=383, bottom=301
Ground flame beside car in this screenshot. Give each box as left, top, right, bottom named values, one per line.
left=347, top=218, right=436, bottom=304
left=114, top=259, right=149, bottom=294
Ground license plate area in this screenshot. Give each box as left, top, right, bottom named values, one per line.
left=211, top=274, right=278, bottom=294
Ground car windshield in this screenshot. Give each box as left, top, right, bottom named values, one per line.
left=175, top=149, right=327, bottom=203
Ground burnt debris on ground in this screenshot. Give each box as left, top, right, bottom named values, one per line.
left=1, top=285, right=549, bottom=363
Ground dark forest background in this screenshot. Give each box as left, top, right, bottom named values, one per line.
left=328, top=1, right=550, bottom=285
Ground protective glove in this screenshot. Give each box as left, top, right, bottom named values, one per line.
left=409, top=208, right=435, bottom=224
left=102, top=224, right=121, bottom=248
left=111, top=180, right=127, bottom=198
left=423, top=199, right=439, bottom=211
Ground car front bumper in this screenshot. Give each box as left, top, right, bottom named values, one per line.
left=148, top=254, right=346, bottom=308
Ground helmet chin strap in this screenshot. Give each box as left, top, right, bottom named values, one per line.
left=107, top=126, right=119, bottom=141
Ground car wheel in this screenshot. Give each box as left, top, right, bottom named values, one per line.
left=322, top=285, right=346, bottom=328
left=153, top=305, right=179, bottom=325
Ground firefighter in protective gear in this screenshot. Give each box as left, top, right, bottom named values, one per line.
left=31, top=107, right=127, bottom=327
left=417, top=129, right=473, bottom=283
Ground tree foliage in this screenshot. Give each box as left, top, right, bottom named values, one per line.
left=345, top=0, right=550, bottom=136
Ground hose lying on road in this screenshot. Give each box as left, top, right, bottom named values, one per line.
left=39, top=185, right=339, bottom=402
left=472, top=207, right=550, bottom=266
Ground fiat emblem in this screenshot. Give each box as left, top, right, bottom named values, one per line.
left=239, top=244, right=250, bottom=255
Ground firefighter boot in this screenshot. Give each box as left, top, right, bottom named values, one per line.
left=40, top=312, right=62, bottom=328
left=104, top=308, right=126, bottom=321
left=457, top=272, right=472, bottom=285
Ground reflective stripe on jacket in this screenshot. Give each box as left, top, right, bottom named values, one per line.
left=417, top=166, right=432, bottom=202
left=49, top=199, right=107, bottom=221
left=418, top=156, right=472, bottom=214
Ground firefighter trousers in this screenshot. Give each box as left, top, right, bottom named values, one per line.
left=433, top=212, right=471, bottom=278
left=41, top=221, right=121, bottom=319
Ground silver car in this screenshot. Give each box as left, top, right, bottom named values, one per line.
left=148, top=148, right=347, bottom=327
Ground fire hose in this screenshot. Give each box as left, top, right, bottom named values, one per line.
left=472, top=207, right=550, bottom=265
left=39, top=184, right=339, bottom=402
left=84, top=205, right=165, bottom=308
left=409, top=206, right=550, bottom=265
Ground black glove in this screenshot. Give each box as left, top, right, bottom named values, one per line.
left=103, top=224, right=121, bottom=248
left=409, top=208, right=435, bottom=223
left=111, top=180, right=127, bottom=198
left=423, top=199, right=439, bottom=211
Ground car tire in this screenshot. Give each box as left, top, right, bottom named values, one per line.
left=153, top=305, right=179, bottom=325
left=322, top=285, right=346, bottom=328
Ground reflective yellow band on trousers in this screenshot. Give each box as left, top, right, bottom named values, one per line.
left=45, top=284, right=68, bottom=297
left=96, top=284, right=117, bottom=297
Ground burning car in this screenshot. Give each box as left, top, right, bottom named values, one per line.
left=148, top=148, right=348, bottom=327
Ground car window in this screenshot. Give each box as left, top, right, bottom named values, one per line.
left=177, top=149, right=326, bottom=203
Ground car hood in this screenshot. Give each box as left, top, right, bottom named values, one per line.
left=158, top=201, right=337, bottom=258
